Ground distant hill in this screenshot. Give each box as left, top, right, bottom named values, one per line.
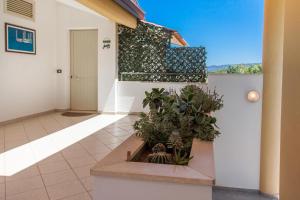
left=207, top=63, right=262, bottom=73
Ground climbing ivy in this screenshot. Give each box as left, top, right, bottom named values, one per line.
left=118, top=21, right=207, bottom=82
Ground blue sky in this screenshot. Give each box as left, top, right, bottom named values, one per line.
left=138, top=0, right=264, bottom=66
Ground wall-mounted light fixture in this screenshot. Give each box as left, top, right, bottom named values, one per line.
left=247, top=90, right=260, bottom=102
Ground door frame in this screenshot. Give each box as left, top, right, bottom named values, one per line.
left=69, top=28, right=99, bottom=111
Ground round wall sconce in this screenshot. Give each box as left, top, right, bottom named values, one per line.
left=247, top=90, right=260, bottom=102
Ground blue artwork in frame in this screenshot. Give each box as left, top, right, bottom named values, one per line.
left=5, top=23, right=36, bottom=54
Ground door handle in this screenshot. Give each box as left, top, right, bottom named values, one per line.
left=71, top=75, right=80, bottom=80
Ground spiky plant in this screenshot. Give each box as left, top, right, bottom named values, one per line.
left=152, top=143, right=166, bottom=153
left=180, top=85, right=223, bottom=113
left=147, top=152, right=172, bottom=164
left=173, top=149, right=193, bottom=165
left=134, top=85, right=223, bottom=165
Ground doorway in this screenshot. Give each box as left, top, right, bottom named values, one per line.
left=70, top=29, right=98, bottom=111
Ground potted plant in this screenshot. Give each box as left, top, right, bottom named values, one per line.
left=132, top=85, right=223, bottom=165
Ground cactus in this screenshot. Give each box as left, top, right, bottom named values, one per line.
left=167, top=132, right=184, bottom=150
left=152, top=143, right=166, bottom=153
left=147, top=152, right=172, bottom=164
left=173, top=138, right=184, bottom=150
left=174, top=149, right=193, bottom=165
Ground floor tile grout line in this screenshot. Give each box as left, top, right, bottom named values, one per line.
left=80, top=131, right=113, bottom=154
left=42, top=112, right=90, bottom=199
left=33, top=115, right=56, bottom=200
left=51, top=112, right=75, bottom=130
left=2, top=112, right=92, bottom=200
left=22, top=120, right=52, bottom=200
left=36, top=164, right=56, bottom=200
left=4, top=121, right=50, bottom=199
left=38, top=115, right=54, bottom=136
left=5, top=175, right=49, bottom=199
left=76, top=133, right=107, bottom=199
left=1, top=113, right=134, bottom=200
left=55, top=113, right=94, bottom=199
left=69, top=115, right=129, bottom=199
left=52, top=112, right=102, bottom=163
left=60, top=150, right=92, bottom=199
left=4, top=122, right=30, bottom=199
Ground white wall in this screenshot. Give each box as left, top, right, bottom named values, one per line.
left=55, top=1, right=117, bottom=112
left=93, top=176, right=212, bottom=200
left=0, top=0, right=118, bottom=123
left=0, top=0, right=57, bottom=122
left=117, top=82, right=194, bottom=112
left=209, top=75, right=263, bottom=190
left=116, top=74, right=263, bottom=190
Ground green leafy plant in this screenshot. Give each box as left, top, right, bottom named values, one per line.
left=118, top=21, right=207, bottom=82
left=210, top=64, right=262, bottom=74
left=134, top=85, right=223, bottom=165
left=179, top=85, right=223, bottom=113
left=143, top=88, right=166, bottom=110
left=174, top=149, right=194, bottom=165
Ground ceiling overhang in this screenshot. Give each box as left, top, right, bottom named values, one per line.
left=77, top=0, right=138, bottom=28
left=114, top=0, right=145, bottom=20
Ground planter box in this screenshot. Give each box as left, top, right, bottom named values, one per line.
left=91, top=135, right=215, bottom=200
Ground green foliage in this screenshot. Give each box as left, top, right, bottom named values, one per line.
left=174, top=149, right=194, bottom=165
left=133, top=113, right=172, bottom=147
left=193, top=114, right=221, bottom=141
left=118, top=21, right=207, bottom=82
left=143, top=88, right=166, bottom=110
left=180, top=85, right=223, bottom=113
left=211, top=64, right=262, bottom=74
left=118, top=21, right=170, bottom=76
left=134, top=85, right=223, bottom=165
left=167, top=132, right=184, bottom=149
left=176, top=85, right=223, bottom=141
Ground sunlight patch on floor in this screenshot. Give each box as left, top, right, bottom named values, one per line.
left=0, top=114, right=126, bottom=176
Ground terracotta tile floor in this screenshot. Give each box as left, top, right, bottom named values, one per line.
left=0, top=112, right=138, bottom=200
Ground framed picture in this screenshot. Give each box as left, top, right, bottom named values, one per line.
left=5, top=23, right=36, bottom=54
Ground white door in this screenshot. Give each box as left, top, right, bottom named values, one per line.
left=70, top=30, right=98, bottom=111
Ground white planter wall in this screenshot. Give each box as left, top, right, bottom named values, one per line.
left=93, top=176, right=212, bottom=200
left=116, top=74, right=263, bottom=190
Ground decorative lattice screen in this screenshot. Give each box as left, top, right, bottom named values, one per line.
left=118, top=21, right=207, bottom=82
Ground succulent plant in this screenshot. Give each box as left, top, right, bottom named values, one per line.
left=180, top=85, right=223, bottom=113
left=134, top=85, right=223, bottom=165
left=147, top=152, right=172, bottom=164
left=174, top=149, right=193, bottom=165
left=152, top=143, right=166, bottom=153
left=143, top=88, right=167, bottom=111
left=167, top=132, right=185, bottom=150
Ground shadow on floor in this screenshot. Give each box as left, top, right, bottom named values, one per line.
left=213, top=187, right=278, bottom=200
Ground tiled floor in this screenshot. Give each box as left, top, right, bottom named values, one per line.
left=0, top=112, right=277, bottom=200
left=0, top=112, right=137, bottom=200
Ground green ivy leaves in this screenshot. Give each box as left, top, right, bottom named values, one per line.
left=118, top=21, right=207, bottom=82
